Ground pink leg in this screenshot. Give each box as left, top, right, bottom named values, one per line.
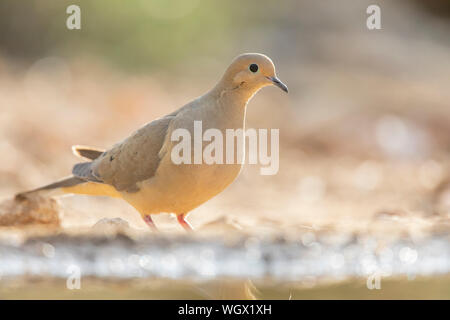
left=143, top=215, right=158, bottom=231
left=177, top=213, right=193, bottom=231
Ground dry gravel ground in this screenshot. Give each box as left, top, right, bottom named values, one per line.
left=0, top=56, right=449, bottom=237
left=0, top=25, right=449, bottom=297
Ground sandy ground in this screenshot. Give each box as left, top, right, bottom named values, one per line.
left=1, top=0, right=450, bottom=238
left=0, top=1, right=449, bottom=300
left=1, top=276, right=449, bottom=300
left=0, top=58, right=449, bottom=239
left=1, top=51, right=450, bottom=239
left=1, top=12, right=450, bottom=299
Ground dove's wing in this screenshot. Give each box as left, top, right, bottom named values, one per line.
left=72, top=145, right=105, bottom=160
left=72, top=114, right=175, bottom=192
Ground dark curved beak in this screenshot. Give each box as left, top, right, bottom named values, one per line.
left=267, top=76, right=288, bottom=93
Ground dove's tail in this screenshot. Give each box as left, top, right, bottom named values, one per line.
left=15, top=145, right=121, bottom=200
left=15, top=176, right=86, bottom=200
left=15, top=176, right=122, bottom=200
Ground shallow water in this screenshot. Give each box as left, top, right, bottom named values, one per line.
left=0, top=232, right=448, bottom=282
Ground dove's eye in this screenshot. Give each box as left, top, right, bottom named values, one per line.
left=249, top=64, right=258, bottom=73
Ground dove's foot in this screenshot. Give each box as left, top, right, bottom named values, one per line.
left=143, top=215, right=158, bottom=231
left=177, top=213, right=193, bottom=231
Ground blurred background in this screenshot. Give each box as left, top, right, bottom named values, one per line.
left=0, top=0, right=449, bottom=299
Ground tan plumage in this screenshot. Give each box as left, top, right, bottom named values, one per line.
left=17, top=53, right=288, bottom=230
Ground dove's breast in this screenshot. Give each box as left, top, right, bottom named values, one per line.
left=122, top=97, right=248, bottom=215
left=124, top=151, right=243, bottom=215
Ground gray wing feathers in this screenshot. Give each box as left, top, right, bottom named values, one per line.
left=72, top=146, right=105, bottom=160
left=72, top=162, right=103, bottom=183
left=74, top=115, right=174, bottom=192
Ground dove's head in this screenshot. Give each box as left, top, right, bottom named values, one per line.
left=218, top=53, right=288, bottom=97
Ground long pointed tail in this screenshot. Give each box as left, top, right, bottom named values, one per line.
left=15, top=176, right=85, bottom=200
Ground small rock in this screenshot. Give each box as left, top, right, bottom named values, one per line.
left=0, top=195, right=61, bottom=226
left=92, top=217, right=130, bottom=234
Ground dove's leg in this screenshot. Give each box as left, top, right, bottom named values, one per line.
left=177, top=213, right=193, bottom=231
left=143, top=215, right=158, bottom=231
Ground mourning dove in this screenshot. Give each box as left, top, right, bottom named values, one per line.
left=16, top=53, right=288, bottom=230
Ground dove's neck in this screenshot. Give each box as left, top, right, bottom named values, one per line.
left=212, top=76, right=261, bottom=103
left=207, top=82, right=256, bottom=130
